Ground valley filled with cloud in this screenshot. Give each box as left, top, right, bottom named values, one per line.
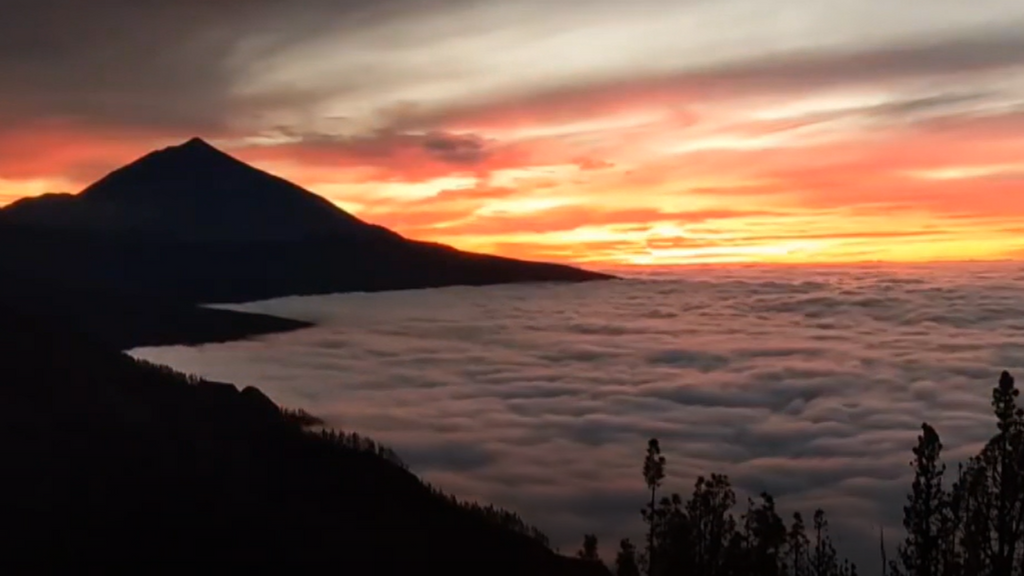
left=132, top=262, right=1024, bottom=564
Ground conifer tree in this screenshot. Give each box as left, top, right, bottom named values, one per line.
left=899, top=423, right=946, bottom=576
left=643, top=438, right=666, bottom=573
left=687, top=474, right=736, bottom=576
left=577, top=534, right=600, bottom=562
left=812, top=509, right=846, bottom=576
left=787, top=512, right=810, bottom=576
left=744, top=493, right=787, bottom=576
left=989, top=371, right=1024, bottom=576
left=616, top=538, right=642, bottom=576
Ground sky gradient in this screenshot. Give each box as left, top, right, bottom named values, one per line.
left=4, top=0, right=1024, bottom=264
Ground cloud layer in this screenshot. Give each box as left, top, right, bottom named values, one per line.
left=4, top=1, right=1024, bottom=263
left=132, top=262, right=1024, bottom=565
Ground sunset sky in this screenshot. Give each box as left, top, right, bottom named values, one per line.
left=4, top=0, right=1024, bottom=265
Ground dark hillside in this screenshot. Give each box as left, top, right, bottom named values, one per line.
left=0, top=306, right=608, bottom=573
left=0, top=263, right=310, bottom=349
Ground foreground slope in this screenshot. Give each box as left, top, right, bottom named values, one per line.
left=0, top=307, right=608, bottom=573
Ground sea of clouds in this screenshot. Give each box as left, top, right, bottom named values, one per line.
left=131, top=262, right=1024, bottom=567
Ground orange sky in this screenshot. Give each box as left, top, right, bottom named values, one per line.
left=3, top=1, right=1024, bottom=265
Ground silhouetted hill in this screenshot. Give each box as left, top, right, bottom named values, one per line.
left=4, top=138, right=385, bottom=242
left=0, top=306, right=609, bottom=574
left=0, top=138, right=612, bottom=347
left=0, top=264, right=310, bottom=349
left=0, top=221, right=608, bottom=305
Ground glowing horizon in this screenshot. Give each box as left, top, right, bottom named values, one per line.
left=3, top=0, right=1024, bottom=265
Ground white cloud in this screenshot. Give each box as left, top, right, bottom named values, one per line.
left=235, top=0, right=1024, bottom=110
left=132, top=262, right=1024, bottom=564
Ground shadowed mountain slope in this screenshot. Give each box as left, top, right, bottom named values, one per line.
left=0, top=263, right=311, bottom=349
left=0, top=138, right=612, bottom=347
left=3, top=137, right=383, bottom=242
left=0, top=306, right=609, bottom=574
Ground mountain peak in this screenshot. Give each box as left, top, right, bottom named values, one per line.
left=153, top=137, right=237, bottom=166
left=3, top=137, right=377, bottom=242
left=182, top=136, right=213, bottom=148
left=175, top=136, right=225, bottom=155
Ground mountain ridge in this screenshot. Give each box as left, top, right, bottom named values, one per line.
left=0, top=138, right=612, bottom=348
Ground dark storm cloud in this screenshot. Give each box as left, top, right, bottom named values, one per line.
left=3, top=0, right=242, bottom=130
left=421, top=133, right=490, bottom=165
left=0, top=0, right=470, bottom=132
left=230, top=127, right=512, bottom=183
left=262, top=128, right=493, bottom=165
